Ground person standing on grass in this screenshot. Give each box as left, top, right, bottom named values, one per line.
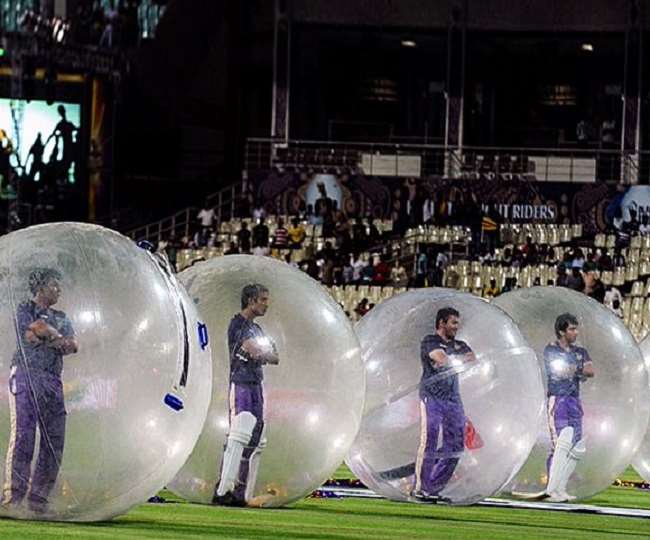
left=2, top=268, right=78, bottom=514
left=413, top=307, right=475, bottom=503
left=213, top=284, right=279, bottom=506
left=541, top=314, right=594, bottom=503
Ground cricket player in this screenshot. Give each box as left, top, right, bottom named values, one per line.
left=213, top=284, right=279, bottom=506
left=413, top=307, right=475, bottom=503
left=2, top=268, right=78, bottom=513
left=543, top=313, right=594, bottom=502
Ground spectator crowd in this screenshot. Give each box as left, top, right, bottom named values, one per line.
left=156, top=180, right=650, bottom=323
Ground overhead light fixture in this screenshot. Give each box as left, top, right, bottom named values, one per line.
left=401, top=40, right=417, bottom=48
left=581, top=43, right=594, bottom=52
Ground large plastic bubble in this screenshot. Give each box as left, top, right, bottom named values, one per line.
left=493, top=287, right=649, bottom=501
left=346, top=289, right=543, bottom=505
left=168, top=255, right=364, bottom=507
left=632, top=335, right=650, bottom=482
left=0, top=223, right=212, bottom=521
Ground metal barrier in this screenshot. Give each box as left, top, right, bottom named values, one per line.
left=246, top=138, right=446, bottom=177
left=127, top=207, right=196, bottom=244
left=126, top=182, right=243, bottom=244
left=246, top=138, right=647, bottom=184
left=206, top=183, right=241, bottom=223
left=446, top=146, right=627, bottom=183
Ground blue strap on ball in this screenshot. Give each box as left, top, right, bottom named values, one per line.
left=137, top=240, right=155, bottom=252
left=164, top=393, right=184, bottom=411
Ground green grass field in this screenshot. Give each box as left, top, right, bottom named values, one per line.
left=0, top=466, right=648, bottom=539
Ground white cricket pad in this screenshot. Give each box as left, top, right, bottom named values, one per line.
left=216, top=412, right=257, bottom=496
left=547, top=428, right=585, bottom=499
left=244, top=433, right=268, bottom=502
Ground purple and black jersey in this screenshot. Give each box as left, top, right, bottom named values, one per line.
left=228, top=313, right=267, bottom=384
left=12, top=301, right=75, bottom=376
left=543, top=341, right=592, bottom=398
left=419, top=334, right=472, bottom=403
left=4, top=301, right=74, bottom=509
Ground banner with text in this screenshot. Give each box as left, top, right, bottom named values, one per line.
left=250, top=171, right=622, bottom=234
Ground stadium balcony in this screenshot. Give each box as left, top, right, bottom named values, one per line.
left=246, top=138, right=645, bottom=184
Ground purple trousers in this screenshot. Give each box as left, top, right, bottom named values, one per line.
left=229, top=382, right=264, bottom=499
left=546, top=395, right=583, bottom=472
left=2, top=367, right=66, bottom=509
left=415, top=396, right=465, bottom=495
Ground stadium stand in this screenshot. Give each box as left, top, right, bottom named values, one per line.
left=151, top=191, right=650, bottom=343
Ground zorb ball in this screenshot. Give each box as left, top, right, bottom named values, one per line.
left=346, top=289, right=543, bottom=505
left=168, top=255, right=364, bottom=507
left=632, top=335, right=650, bottom=482
left=493, top=287, right=650, bottom=501
left=0, top=223, right=212, bottom=521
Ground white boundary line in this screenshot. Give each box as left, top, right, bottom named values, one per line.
left=315, top=487, right=650, bottom=519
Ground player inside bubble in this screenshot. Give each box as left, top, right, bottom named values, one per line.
left=541, top=314, right=595, bottom=502
left=509, top=313, right=595, bottom=503
left=0, top=223, right=212, bottom=522
left=347, top=289, right=542, bottom=506
left=213, top=284, right=280, bottom=507
left=169, top=254, right=364, bottom=508
left=412, top=307, right=478, bottom=503
left=3, top=268, right=79, bottom=514
left=494, top=286, right=648, bottom=503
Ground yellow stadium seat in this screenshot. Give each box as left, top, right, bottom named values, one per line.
left=381, top=286, right=394, bottom=299
left=600, top=271, right=613, bottom=286
left=357, top=285, right=370, bottom=298
left=642, top=235, right=650, bottom=249
left=625, top=264, right=639, bottom=282
left=369, top=286, right=382, bottom=302
left=472, top=275, right=483, bottom=290
left=631, top=281, right=645, bottom=297
left=559, top=225, right=571, bottom=243
left=639, top=261, right=650, bottom=276
left=613, top=267, right=626, bottom=286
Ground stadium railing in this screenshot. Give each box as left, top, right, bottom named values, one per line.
left=126, top=182, right=242, bottom=244
left=245, top=138, right=647, bottom=184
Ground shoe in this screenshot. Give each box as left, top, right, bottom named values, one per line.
left=0, top=500, right=19, bottom=512
left=510, top=489, right=548, bottom=500
left=410, top=490, right=451, bottom=504
left=1, top=493, right=26, bottom=511
left=27, top=502, right=47, bottom=515
left=212, top=491, right=247, bottom=507
left=544, top=490, right=575, bottom=503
